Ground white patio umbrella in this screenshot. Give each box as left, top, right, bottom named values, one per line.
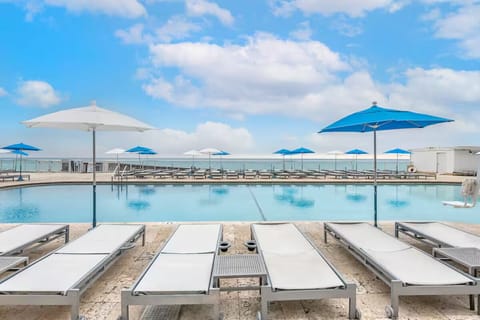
left=199, top=148, right=221, bottom=170
left=106, top=148, right=125, bottom=170
left=23, top=101, right=154, bottom=227
left=328, top=150, right=344, bottom=170
left=184, top=150, right=202, bottom=169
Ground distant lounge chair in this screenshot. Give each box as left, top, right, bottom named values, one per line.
left=395, top=221, right=480, bottom=248
left=324, top=222, right=480, bottom=319
left=252, top=223, right=359, bottom=320
left=121, top=224, right=223, bottom=320
left=0, top=224, right=145, bottom=320
left=0, top=224, right=69, bottom=256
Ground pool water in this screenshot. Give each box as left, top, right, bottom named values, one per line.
left=0, top=184, right=478, bottom=224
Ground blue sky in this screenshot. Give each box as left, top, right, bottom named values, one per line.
left=0, top=0, right=479, bottom=157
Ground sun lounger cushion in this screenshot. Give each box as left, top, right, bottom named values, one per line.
left=133, top=253, right=214, bottom=294
left=0, top=224, right=66, bottom=255
left=364, top=248, right=473, bottom=285
left=253, top=224, right=344, bottom=290
left=161, top=224, right=221, bottom=254
left=328, top=223, right=409, bottom=251
left=401, top=222, right=480, bottom=248
left=0, top=254, right=108, bottom=293
left=57, top=224, right=142, bottom=254
left=262, top=250, right=344, bottom=290
left=253, top=224, right=314, bottom=254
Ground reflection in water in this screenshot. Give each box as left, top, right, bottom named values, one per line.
left=2, top=188, right=40, bottom=221
left=274, top=186, right=315, bottom=208
left=139, top=186, right=156, bottom=196
left=387, top=185, right=410, bottom=208
left=346, top=194, right=367, bottom=202
left=128, top=200, right=151, bottom=211
left=199, top=185, right=229, bottom=206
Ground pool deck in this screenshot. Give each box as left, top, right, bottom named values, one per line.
left=0, top=171, right=470, bottom=189
left=0, top=221, right=480, bottom=320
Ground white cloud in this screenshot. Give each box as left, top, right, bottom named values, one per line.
left=8, top=0, right=146, bottom=20
left=289, top=21, right=312, bottom=41
left=115, top=24, right=149, bottom=44
left=45, top=0, right=146, bottom=18
left=16, top=80, right=61, bottom=107
left=432, top=4, right=480, bottom=58
left=116, top=17, right=201, bottom=45
left=331, top=19, right=363, bottom=37
left=186, top=0, right=234, bottom=26
left=155, top=16, right=202, bottom=42
left=270, top=0, right=406, bottom=17
left=0, top=87, right=7, bottom=97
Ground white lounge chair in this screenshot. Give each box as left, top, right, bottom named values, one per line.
left=395, top=221, right=480, bottom=249
left=252, top=223, right=359, bottom=319
left=324, top=222, right=480, bottom=319
left=0, top=224, right=145, bottom=320
left=0, top=224, right=69, bottom=256
left=121, top=224, right=223, bottom=320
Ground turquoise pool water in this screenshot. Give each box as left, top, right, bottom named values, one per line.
left=0, top=184, right=478, bottom=224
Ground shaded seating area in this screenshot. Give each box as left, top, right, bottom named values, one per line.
left=252, top=223, right=359, bottom=319
left=121, top=224, right=223, bottom=320
left=0, top=224, right=145, bottom=320
left=324, top=222, right=480, bottom=319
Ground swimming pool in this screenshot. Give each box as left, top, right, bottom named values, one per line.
left=0, top=184, right=478, bottom=224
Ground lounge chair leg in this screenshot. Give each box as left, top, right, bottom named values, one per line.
left=120, top=290, right=130, bottom=320
left=394, top=223, right=399, bottom=238
left=470, top=294, right=475, bottom=311
left=347, top=283, right=357, bottom=319
left=71, top=300, right=80, bottom=320
left=477, top=295, right=480, bottom=315
left=65, top=226, right=70, bottom=243
left=260, top=299, right=268, bottom=320
left=324, top=226, right=328, bottom=243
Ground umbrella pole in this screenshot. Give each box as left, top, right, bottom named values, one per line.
left=301, top=153, right=304, bottom=170
left=18, top=154, right=24, bottom=181
left=283, top=155, right=285, bottom=171
left=374, top=129, right=378, bottom=227
left=92, top=128, right=97, bottom=228
left=396, top=153, right=399, bottom=174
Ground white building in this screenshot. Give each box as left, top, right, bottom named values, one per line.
left=410, top=146, right=480, bottom=174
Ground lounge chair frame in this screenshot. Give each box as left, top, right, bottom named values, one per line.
left=0, top=224, right=70, bottom=256
left=324, top=222, right=480, bottom=319
left=120, top=224, right=223, bottom=320
left=0, top=225, right=145, bottom=320
left=394, top=221, right=477, bottom=248
left=252, top=223, right=359, bottom=320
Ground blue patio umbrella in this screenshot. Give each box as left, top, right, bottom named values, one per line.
left=319, top=102, right=453, bottom=226
left=385, top=148, right=411, bottom=173
left=213, top=151, right=230, bottom=170
left=273, top=149, right=291, bottom=170
left=290, top=147, right=314, bottom=170
left=346, top=149, right=368, bottom=171
left=2, top=143, right=41, bottom=181
left=126, top=146, right=154, bottom=168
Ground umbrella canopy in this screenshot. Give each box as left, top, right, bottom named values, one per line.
left=2, top=142, right=41, bottom=151
left=213, top=151, right=230, bottom=156
left=385, top=148, right=411, bottom=173
left=126, top=146, right=153, bottom=153
left=319, top=102, right=453, bottom=226
left=385, top=148, right=410, bottom=154
left=346, top=149, right=367, bottom=171
left=200, top=148, right=222, bottom=170
left=184, top=150, right=202, bottom=156
left=346, top=149, right=367, bottom=155
left=11, top=150, right=28, bottom=156
left=273, top=149, right=291, bottom=155
left=23, top=101, right=154, bottom=227
left=2, top=143, right=40, bottom=181
left=105, top=148, right=125, bottom=155
left=290, top=147, right=315, bottom=170
left=199, top=147, right=221, bottom=154
left=138, top=150, right=157, bottom=155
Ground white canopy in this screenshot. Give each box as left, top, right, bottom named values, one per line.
left=184, top=150, right=202, bottom=156
left=106, top=148, right=126, bottom=155
left=199, top=148, right=221, bottom=155
left=22, top=101, right=154, bottom=132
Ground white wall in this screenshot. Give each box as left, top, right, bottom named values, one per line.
left=454, top=150, right=479, bottom=173
left=411, top=149, right=454, bottom=173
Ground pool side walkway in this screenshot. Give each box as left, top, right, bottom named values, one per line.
left=0, top=221, right=479, bottom=320
left=0, top=172, right=470, bottom=189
